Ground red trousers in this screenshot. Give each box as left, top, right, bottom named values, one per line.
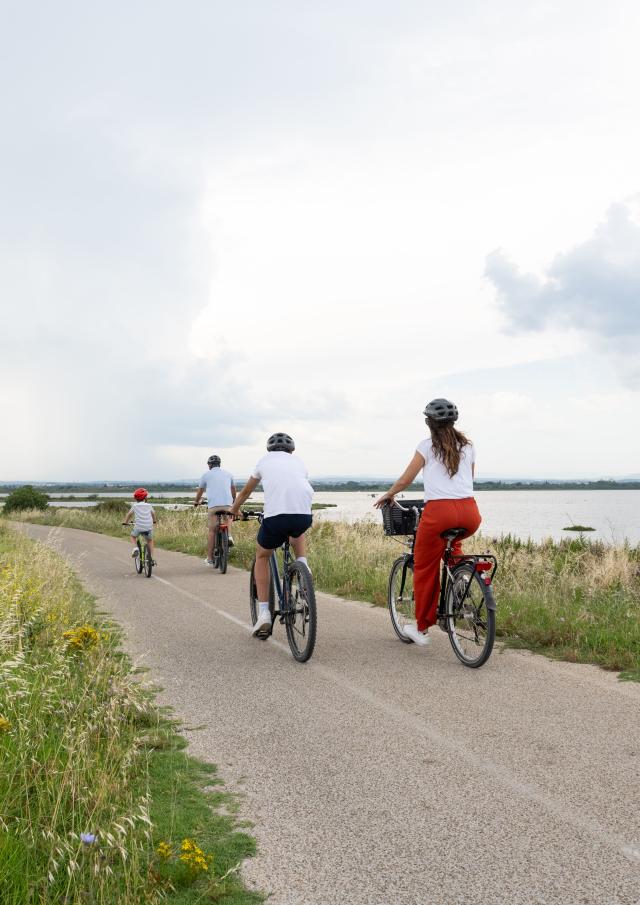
left=413, top=498, right=482, bottom=631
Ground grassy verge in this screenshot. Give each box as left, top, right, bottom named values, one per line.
left=7, top=506, right=640, bottom=678
left=0, top=523, right=262, bottom=904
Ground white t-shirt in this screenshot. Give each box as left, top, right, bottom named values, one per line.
left=199, top=467, right=235, bottom=508
left=416, top=438, right=476, bottom=502
left=252, top=451, right=314, bottom=518
left=128, top=501, right=155, bottom=530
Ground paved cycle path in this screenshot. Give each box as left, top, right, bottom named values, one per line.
left=18, top=524, right=640, bottom=905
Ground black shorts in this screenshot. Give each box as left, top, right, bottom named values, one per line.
left=257, top=514, right=313, bottom=550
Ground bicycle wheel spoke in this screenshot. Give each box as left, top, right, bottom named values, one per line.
left=285, top=563, right=316, bottom=662
left=388, top=556, right=414, bottom=643
left=446, top=563, right=496, bottom=668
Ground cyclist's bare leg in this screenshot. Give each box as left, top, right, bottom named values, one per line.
left=207, top=518, right=219, bottom=560
left=254, top=544, right=272, bottom=600
left=291, top=534, right=306, bottom=557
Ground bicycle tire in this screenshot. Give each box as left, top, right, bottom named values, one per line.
left=135, top=539, right=143, bottom=574
left=144, top=543, right=153, bottom=578
left=284, top=561, right=317, bottom=662
left=249, top=559, right=275, bottom=639
left=445, top=562, right=496, bottom=668
left=388, top=555, right=414, bottom=643
left=218, top=530, right=229, bottom=574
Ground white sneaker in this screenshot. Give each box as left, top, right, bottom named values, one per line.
left=132, top=549, right=139, bottom=558
left=252, top=611, right=272, bottom=637
left=204, top=558, right=214, bottom=565
left=403, top=625, right=430, bottom=646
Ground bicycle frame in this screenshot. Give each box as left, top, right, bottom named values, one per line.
left=268, top=538, right=294, bottom=619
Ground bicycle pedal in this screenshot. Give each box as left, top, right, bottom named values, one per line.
left=437, top=618, right=448, bottom=632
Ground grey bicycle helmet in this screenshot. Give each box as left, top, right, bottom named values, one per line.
left=423, top=398, right=459, bottom=423
left=207, top=454, right=221, bottom=467
left=266, top=432, right=295, bottom=452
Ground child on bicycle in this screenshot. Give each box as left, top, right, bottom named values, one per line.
left=229, top=433, right=313, bottom=636
left=123, top=488, right=157, bottom=561
left=374, top=399, right=481, bottom=646
left=194, top=454, right=237, bottom=565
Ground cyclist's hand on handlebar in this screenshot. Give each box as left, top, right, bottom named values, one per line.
left=374, top=492, right=395, bottom=509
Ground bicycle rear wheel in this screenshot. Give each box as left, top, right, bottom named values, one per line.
left=249, top=559, right=275, bottom=639
left=144, top=543, right=153, bottom=578
left=445, top=562, right=496, bottom=667
left=218, top=530, right=229, bottom=574
left=388, top=555, right=414, bottom=643
left=284, top=562, right=317, bottom=662
left=135, top=539, right=143, bottom=574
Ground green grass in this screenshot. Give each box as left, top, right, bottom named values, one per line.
left=7, top=506, right=640, bottom=678
left=0, top=524, right=262, bottom=904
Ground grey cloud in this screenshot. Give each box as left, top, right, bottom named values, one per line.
left=485, top=204, right=640, bottom=386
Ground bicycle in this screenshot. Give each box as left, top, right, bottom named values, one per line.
left=196, top=503, right=232, bottom=574
left=382, top=500, right=497, bottom=668
left=242, top=510, right=317, bottom=663
left=123, top=525, right=154, bottom=578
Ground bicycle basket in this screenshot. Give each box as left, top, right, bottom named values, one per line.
left=382, top=500, right=424, bottom=536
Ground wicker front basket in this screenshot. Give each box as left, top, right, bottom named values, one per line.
left=381, top=499, right=424, bottom=536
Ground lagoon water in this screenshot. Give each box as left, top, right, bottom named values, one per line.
left=310, top=490, right=640, bottom=544
left=18, top=489, right=640, bottom=544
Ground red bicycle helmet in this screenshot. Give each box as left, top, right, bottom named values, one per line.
left=133, top=488, right=148, bottom=501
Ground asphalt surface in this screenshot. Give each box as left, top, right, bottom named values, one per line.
left=18, top=524, right=640, bottom=905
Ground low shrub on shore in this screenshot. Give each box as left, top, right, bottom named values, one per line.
left=7, top=507, right=640, bottom=677
left=0, top=525, right=261, bottom=904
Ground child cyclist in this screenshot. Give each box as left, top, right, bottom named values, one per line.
left=123, top=488, right=157, bottom=561
left=229, top=433, right=313, bottom=636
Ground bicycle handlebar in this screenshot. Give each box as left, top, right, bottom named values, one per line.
left=388, top=500, right=423, bottom=513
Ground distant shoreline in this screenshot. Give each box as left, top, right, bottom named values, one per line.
left=2, top=480, right=640, bottom=495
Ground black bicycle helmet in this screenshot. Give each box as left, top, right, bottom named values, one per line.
left=266, top=432, right=295, bottom=452
left=207, top=454, right=221, bottom=467
left=423, top=398, right=459, bottom=423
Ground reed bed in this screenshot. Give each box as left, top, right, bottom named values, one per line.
left=7, top=507, right=640, bottom=677
left=0, top=524, right=260, bottom=904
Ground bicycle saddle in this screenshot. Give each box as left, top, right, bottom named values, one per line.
left=440, top=527, right=467, bottom=540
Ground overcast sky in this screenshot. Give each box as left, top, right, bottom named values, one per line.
left=1, top=1, right=639, bottom=481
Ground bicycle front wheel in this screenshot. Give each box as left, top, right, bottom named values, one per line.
left=144, top=544, right=153, bottom=578
left=285, top=562, right=317, bottom=662
left=218, top=531, right=229, bottom=574
left=445, top=562, right=496, bottom=668
left=249, top=559, right=275, bottom=638
left=388, top=555, right=414, bottom=643
left=135, top=540, right=143, bottom=574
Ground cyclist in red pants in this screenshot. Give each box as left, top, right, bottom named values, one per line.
left=375, top=399, right=481, bottom=646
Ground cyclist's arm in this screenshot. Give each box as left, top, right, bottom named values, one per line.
left=152, top=509, right=157, bottom=524
left=123, top=507, right=134, bottom=525
left=229, top=476, right=259, bottom=514
left=194, top=486, right=205, bottom=507
left=230, top=482, right=237, bottom=501
left=472, top=464, right=475, bottom=479
left=374, top=452, right=424, bottom=508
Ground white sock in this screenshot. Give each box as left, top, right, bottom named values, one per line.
left=297, top=556, right=309, bottom=567
left=258, top=602, right=270, bottom=615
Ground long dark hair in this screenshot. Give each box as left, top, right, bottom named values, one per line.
left=427, top=418, right=471, bottom=478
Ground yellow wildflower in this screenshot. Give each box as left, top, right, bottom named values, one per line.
left=63, top=624, right=100, bottom=651
left=179, top=839, right=211, bottom=872
left=156, top=841, right=172, bottom=860
left=0, top=716, right=11, bottom=733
